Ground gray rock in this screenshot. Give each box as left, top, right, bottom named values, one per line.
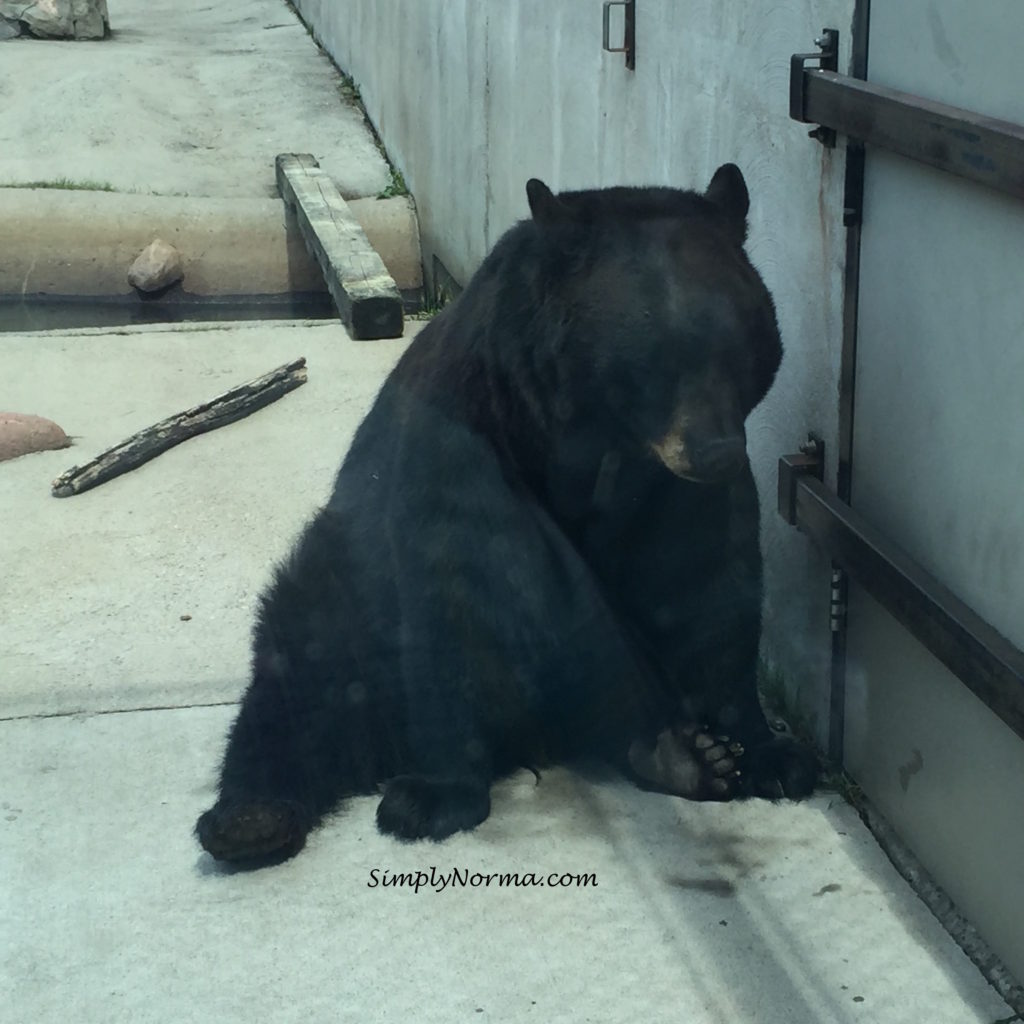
left=0, top=0, right=109, bottom=40
left=128, top=239, right=185, bottom=293
left=0, top=14, right=22, bottom=39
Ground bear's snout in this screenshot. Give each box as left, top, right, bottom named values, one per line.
left=651, top=431, right=746, bottom=483
left=689, top=435, right=747, bottom=482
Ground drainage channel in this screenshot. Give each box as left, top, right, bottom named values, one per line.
left=0, top=292, right=337, bottom=334
left=1, top=184, right=424, bottom=337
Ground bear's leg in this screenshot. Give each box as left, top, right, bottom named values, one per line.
left=647, top=561, right=818, bottom=801
left=195, top=698, right=320, bottom=863
left=374, top=661, right=494, bottom=841
left=694, top=624, right=819, bottom=801
left=607, top=474, right=818, bottom=800
left=195, top=650, right=351, bottom=864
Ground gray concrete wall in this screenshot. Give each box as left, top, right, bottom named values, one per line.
left=292, top=0, right=858, bottom=744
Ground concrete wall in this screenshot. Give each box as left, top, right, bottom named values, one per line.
left=293, top=0, right=857, bottom=744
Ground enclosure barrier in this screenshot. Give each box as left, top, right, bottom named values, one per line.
left=778, top=449, right=1024, bottom=746
left=781, top=30, right=1024, bottom=761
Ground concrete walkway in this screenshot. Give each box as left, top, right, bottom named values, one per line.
left=0, top=0, right=421, bottom=313
left=1, top=322, right=1016, bottom=1024
left=0, top=0, right=390, bottom=199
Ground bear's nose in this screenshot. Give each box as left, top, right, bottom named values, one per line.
left=691, top=436, right=747, bottom=481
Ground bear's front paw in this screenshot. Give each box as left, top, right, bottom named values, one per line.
left=627, top=724, right=744, bottom=801
left=195, top=798, right=312, bottom=864
left=376, top=775, right=491, bottom=841
left=739, top=736, right=819, bottom=800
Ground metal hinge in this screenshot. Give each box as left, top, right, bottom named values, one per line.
left=830, top=566, right=848, bottom=634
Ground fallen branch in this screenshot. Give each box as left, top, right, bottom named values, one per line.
left=52, top=357, right=308, bottom=497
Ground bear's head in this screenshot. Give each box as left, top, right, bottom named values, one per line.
left=525, top=165, right=782, bottom=484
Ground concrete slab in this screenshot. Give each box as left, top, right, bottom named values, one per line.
left=1, top=706, right=1013, bottom=1024
left=0, top=318, right=1015, bottom=1023
left=0, top=0, right=391, bottom=199
left=0, top=320, right=414, bottom=717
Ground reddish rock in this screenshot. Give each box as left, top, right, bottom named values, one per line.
left=0, top=412, right=71, bottom=461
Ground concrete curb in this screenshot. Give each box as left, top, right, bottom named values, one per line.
left=0, top=188, right=423, bottom=301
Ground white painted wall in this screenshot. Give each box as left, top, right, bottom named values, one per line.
left=292, top=0, right=857, bottom=744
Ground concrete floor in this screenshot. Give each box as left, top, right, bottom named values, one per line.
left=0, top=0, right=391, bottom=199
left=1, top=322, right=1016, bottom=1024
left=0, top=0, right=1017, bottom=1020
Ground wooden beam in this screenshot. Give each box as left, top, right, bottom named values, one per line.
left=276, top=153, right=404, bottom=340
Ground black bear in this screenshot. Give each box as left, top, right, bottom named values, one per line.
left=196, top=164, right=818, bottom=865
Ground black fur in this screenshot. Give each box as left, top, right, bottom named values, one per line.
left=195, top=165, right=818, bottom=865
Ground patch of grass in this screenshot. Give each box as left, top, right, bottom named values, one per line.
left=338, top=71, right=362, bottom=106
left=407, top=293, right=451, bottom=322
left=376, top=168, right=408, bottom=200
left=334, top=71, right=409, bottom=203
left=3, top=177, right=116, bottom=191
left=819, top=764, right=865, bottom=805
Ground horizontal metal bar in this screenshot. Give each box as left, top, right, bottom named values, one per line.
left=801, top=70, right=1024, bottom=201
left=779, top=456, right=1024, bottom=742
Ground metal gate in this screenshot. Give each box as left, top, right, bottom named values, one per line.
left=783, top=3, right=1024, bottom=984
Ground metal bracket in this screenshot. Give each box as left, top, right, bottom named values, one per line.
left=602, top=1, right=635, bottom=70
left=778, top=434, right=825, bottom=525
left=790, top=28, right=839, bottom=147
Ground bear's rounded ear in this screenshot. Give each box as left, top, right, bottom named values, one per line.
left=526, top=178, right=565, bottom=226
left=704, top=163, right=749, bottom=244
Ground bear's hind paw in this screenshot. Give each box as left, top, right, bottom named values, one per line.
left=376, top=775, right=491, bottom=841
left=195, top=798, right=312, bottom=864
left=627, top=725, right=743, bottom=802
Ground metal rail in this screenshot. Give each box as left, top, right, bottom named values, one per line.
left=791, top=30, right=1024, bottom=201
left=779, top=453, right=1024, bottom=744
